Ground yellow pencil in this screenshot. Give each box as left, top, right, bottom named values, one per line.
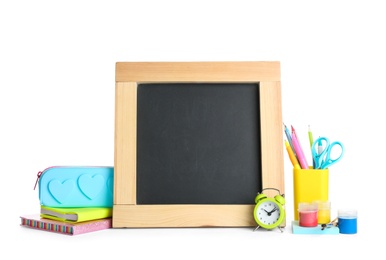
left=285, top=140, right=301, bottom=169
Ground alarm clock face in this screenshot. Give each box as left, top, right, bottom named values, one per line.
left=254, top=199, right=283, bottom=229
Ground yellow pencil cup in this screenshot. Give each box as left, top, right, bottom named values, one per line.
left=293, top=168, right=329, bottom=221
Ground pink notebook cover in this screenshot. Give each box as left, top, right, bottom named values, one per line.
left=20, top=214, right=112, bottom=235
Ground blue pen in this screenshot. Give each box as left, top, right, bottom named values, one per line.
left=317, top=137, right=323, bottom=155
left=308, top=125, right=315, bottom=168
left=283, top=123, right=296, bottom=157
left=314, top=136, right=323, bottom=167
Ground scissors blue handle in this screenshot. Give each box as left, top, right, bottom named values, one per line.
left=311, top=137, right=345, bottom=169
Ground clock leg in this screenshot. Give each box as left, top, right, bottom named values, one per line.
left=253, top=226, right=260, bottom=231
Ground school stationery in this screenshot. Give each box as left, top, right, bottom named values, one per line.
left=338, top=209, right=357, bottom=234
left=298, top=202, right=318, bottom=227
left=284, top=140, right=300, bottom=169
left=291, top=126, right=309, bottom=169
left=307, top=125, right=314, bottom=148
left=293, top=168, right=329, bottom=221
left=283, top=123, right=295, bottom=156
left=311, top=137, right=344, bottom=169
left=308, top=125, right=315, bottom=168
left=20, top=214, right=112, bottom=235
left=40, top=206, right=112, bottom=223
left=35, top=166, right=114, bottom=207
left=317, top=201, right=331, bottom=224
left=114, top=62, right=284, bottom=228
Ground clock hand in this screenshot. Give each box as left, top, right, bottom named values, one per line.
left=269, top=207, right=278, bottom=214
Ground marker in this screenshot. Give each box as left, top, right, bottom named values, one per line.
left=291, top=125, right=309, bottom=169
left=285, top=140, right=301, bottom=169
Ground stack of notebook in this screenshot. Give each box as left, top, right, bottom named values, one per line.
left=20, top=206, right=112, bottom=236
left=20, top=166, right=114, bottom=235
left=20, top=212, right=112, bottom=236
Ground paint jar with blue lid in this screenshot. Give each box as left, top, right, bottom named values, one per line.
left=338, top=209, right=357, bottom=234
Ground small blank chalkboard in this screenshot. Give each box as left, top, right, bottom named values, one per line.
left=113, top=62, right=284, bottom=228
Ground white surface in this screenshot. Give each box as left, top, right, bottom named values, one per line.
left=1, top=1, right=383, bottom=259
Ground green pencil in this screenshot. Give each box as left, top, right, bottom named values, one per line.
left=308, top=125, right=314, bottom=148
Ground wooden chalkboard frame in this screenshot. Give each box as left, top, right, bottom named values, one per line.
left=113, top=62, right=284, bottom=228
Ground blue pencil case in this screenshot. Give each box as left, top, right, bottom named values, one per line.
left=35, top=166, right=114, bottom=208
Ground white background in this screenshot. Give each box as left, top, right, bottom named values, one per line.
left=1, top=0, right=384, bottom=258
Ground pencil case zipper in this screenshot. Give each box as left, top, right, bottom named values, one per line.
left=34, top=166, right=55, bottom=190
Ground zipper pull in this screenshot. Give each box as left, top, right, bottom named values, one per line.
left=34, top=171, right=43, bottom=190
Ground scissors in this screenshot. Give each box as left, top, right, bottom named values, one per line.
left=311, top=137, right=345, bottom=169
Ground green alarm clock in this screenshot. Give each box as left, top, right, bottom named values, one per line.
left=253, top=188, right=285, bottom=232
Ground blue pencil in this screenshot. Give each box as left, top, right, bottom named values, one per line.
left=283, top=123, right=296, bottom=157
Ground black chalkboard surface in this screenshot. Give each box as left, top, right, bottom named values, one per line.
left=137, top=83, right=261, bottom=204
